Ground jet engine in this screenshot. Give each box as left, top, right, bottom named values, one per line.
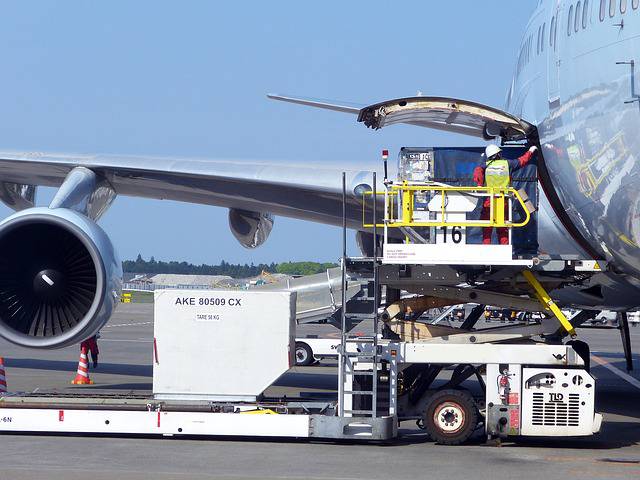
left=0, top=207, right=121, bottom=348
left=228, top=208, right=274, bottom=248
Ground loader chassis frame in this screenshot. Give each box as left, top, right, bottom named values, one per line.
left=0, top=341, right=600, bottom=441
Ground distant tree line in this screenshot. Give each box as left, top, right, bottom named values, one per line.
left=123, top=255, right=337, bottom=278
left=274, top=262, right=338, bottom=276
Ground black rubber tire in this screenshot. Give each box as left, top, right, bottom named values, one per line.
left=295, top=341, right=314, bottom=366
left=423, top=389, right=479, bottom=445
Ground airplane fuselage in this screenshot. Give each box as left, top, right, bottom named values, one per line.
left=507, top=0, right=640, bottom=306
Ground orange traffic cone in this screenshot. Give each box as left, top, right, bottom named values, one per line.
left=0, top=357, right=6, bottom=393
left=71, top=346, right=93, bottom=385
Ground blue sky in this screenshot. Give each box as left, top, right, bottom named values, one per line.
left=0, top=0, right=537, bottom=264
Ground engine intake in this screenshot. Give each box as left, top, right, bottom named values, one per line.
left=0, top=207, right=121, bottom=348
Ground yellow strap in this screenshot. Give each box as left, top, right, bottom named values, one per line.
left=522, top=270, right=576, bottom=337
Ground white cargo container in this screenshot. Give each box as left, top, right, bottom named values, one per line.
left=153, top=289, right=296, bottom=402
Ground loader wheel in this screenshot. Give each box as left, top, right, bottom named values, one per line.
left=423, top=389, right=478, bottom=445
left=295, top=342, right=314, bottom=366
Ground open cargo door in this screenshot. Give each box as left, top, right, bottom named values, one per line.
left=268, top=94, right=535, bottom=141
left=357, top=96, right=535, bottom=141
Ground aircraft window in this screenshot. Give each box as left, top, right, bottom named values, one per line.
left=550, top=16, right=556, bottom=46
left=600, top=0, right=607, bottom=19
left=634, top=0, right=639, bottom=9
left=576, top=1, right=582, bottom=31
left=568, top=4, right=574, bottom=35
left=621, top=0, right=628, bottom=13
left=541, top=23, right=546, bottom=51
left=583, top=0, right=590, bottom=28
left=610, top=0, right=617, bottom=16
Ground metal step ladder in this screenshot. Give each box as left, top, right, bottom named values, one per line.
left=340, top=334, right=378, bottom=417
left=337, top=172, right=382, bottom=418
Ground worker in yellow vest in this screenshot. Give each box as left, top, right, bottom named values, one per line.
left=473, top=144, right=538, bottom=244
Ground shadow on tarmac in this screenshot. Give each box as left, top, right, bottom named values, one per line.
left=591, top=351, right=640, bottom=361
left=69, top=382, right=153, bottom=391
left=595, top=391, right=640, bottom=420
left=273, top=372, right=337, bottom=390
left=511, top=421, right=640, bottom=450
left=3, top=358, right=152, bottom=377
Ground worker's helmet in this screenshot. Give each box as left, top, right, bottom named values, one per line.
left=485, top=144, right=502, bottom=160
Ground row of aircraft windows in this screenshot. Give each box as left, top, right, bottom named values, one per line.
left=599, top=0, right=640, bottom=20
left=567, top=0, right=640, bottom=38
left=569, top=0, right=640, bottom=38
left=567, top=0, right=591, bottom=36
left=518, top=0, right=639, bottom=76
left=516, top=33, right=533, bottom=75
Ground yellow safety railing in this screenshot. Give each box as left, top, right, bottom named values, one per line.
left=362, top=183, right=532, bottom=229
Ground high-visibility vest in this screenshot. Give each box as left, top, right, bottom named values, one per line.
left=485, top=159, right=510, bottom=188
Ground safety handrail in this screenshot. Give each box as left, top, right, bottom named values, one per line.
left=362, top=183, right=531, bottom=229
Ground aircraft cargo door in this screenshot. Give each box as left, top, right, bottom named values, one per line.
left=547, top=3, right=561, bottom=108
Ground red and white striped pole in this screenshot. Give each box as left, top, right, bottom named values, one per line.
left=71, top=346, right=93, bottom=385
left=0, top=357, right=7, bottom=393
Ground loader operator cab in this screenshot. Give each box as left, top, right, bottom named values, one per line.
left=353, top=96, right=541, bottom=265
left=367, top=146, right=539, bottom=265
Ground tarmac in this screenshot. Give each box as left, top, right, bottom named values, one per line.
left=0, top=303, right=639, bottom=480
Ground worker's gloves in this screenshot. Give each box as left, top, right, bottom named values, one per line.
left=528, top=145, right=538, bottom=154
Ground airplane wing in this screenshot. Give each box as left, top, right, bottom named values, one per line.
left=266, top=94, right=363, bottom=114
left=268, top=94, right=535, bottom=141
left=0, top=94, right=543, bottom=245
left=0, top=151, right=380, bottom=230
left=0, top=94, right=534, bottom=226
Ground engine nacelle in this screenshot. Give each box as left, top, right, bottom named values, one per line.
left=0, top=207, right=122, bottom=348
left=228, top=208, right=274, bottom=249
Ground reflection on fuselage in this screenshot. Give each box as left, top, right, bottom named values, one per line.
left=507, top=1, right=640, bottom=307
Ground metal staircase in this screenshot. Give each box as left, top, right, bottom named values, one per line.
left=338, top=172, right=382, bottom=418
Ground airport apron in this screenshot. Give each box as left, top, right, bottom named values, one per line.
left=481, top=159, right=510, bottom=245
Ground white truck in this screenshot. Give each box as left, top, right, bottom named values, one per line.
left=294, top=337, right=340, bottom=366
